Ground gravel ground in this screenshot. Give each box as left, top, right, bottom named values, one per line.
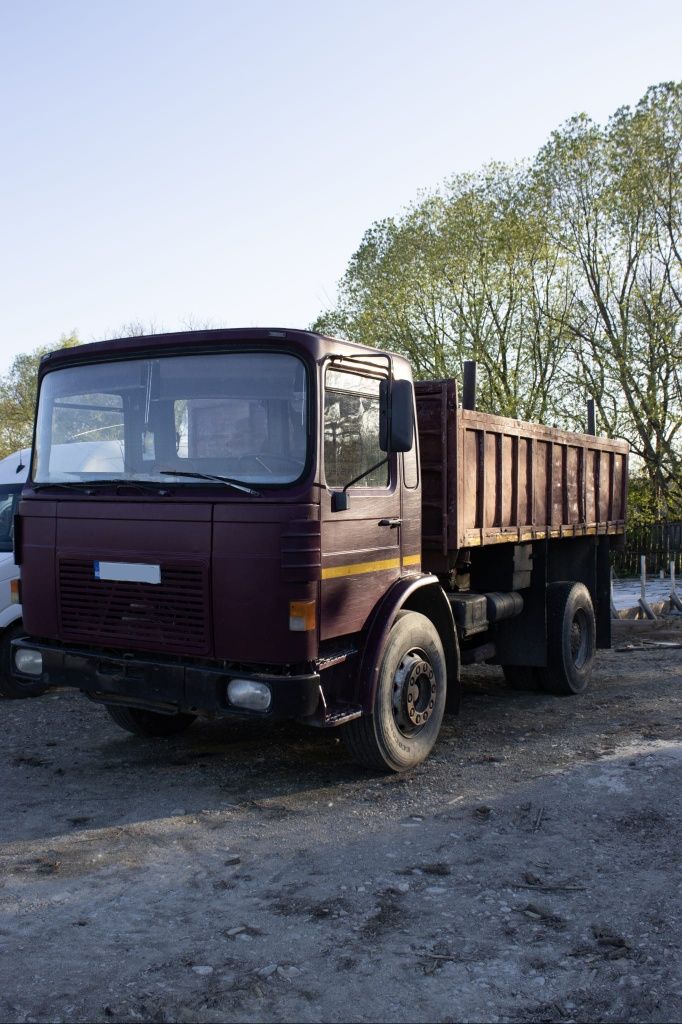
left=1, top=617, right=681, bottom=1024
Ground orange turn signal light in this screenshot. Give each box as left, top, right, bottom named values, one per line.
left=289, top=600, right=316, bottom=632
left=10, top=579, right=21, bottom=605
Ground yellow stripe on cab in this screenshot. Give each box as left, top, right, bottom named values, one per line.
left=322, top=553, right=421, bottom=580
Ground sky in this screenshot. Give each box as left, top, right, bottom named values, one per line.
left=1, top=0, right=681, bottom=374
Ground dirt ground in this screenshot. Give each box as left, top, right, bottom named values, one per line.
left=1, top=617, right=681, bottom=1024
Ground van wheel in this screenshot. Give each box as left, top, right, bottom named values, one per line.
left=105, top=705, right=197, bottom=737
left=540, top=582, right=596, bottom=695
left=0, top=623, right=48, bottom=699
left=343, top=611, right=447, bottom=772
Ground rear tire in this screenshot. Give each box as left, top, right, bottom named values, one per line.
left=343, top=611, right=447, bottom=772
left=540, top=581, right=596, bottom=695
left=105, top=705, right=197, bottom=737
left=0, top=623, right=48, bottom=699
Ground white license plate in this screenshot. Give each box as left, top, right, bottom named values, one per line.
left=94, top=561, right=161, bottom=585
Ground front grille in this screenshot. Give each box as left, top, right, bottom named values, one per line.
left=58, top=559, right=210, bottom=655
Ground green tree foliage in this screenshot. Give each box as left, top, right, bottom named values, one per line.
left=626, top=473, right=665, bottom=529
left=534, top=83, right=682, bottom=517
left=0, top=333, right=81, bottom=458
left=315, top=82, right=682, bottom=519
left=316, top=167, right=576, bottom=423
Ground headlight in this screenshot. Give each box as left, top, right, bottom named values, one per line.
left=227, top=679, right=271, bottom=711
left=15, top=649, right=43, bottom=676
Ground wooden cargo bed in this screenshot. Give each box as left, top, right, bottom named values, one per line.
left=415, top=380, right=629, bottom=572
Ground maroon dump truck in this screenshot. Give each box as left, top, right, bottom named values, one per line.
left=12, top=329, right=628, bottom=771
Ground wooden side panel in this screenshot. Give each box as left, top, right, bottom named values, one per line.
left=501, top=434, right=514, bottom=526
left=518, top=437, right=531, bottom=524
left=415, top=380, right=629, bottom=555
left=462, top=428, right=479, bottom=530
left=552, top=444, right=563, bottom=527
left=415, top=392, right=446, bottom=550
left=585, top=450, right=596, bottom=524
left=566, top=445, right=580, bottom=523
left=535, top=441, right=549, bottom=526
left=597, top=450, right=608, bottom=522
left=484, top=433, right=497, bottom=528
left=414, top=381, right=458, bottom=570
left=613, top=451, right=626, bottom=520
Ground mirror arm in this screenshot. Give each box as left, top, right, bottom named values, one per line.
left=340, top=456, right=388, bottom=493
left=331, top=456, right=389, bottom=512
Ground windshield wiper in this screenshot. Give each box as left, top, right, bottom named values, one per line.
left=32, top=480, right=102, bottom=493
left=158, top=470, right=261, bottom=496
left=32, top=479, right=169, bottom=495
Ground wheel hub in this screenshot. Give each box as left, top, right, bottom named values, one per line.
left=392, top=651, right=437, bottom=733
left=570, top=609, right=589, bottom=666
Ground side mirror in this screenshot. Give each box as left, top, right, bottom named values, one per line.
left=380, top=379, right=414, bottom=453
left=331, top=490, right=350, bottom=512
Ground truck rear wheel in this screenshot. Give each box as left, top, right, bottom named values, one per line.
left=343, top=611, right=447, bottom=772
left=541, top=581, right=595, bottom=695
left=105, top=705, right=197, bottom=737
left=0, top=623, right=48, bottom=699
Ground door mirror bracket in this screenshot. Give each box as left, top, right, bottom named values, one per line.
left=330, top=455, right=389, bottom=512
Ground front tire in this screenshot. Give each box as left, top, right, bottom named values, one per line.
left=105, top=705, right=197, bottom=737
left=0, top=623, right=48, bottom=699
left=343, top=611, right=447, bottom=772
left=540, top=581, right=596, bottom=695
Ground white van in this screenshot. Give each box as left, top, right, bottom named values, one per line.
left=0, top=441, right=126, bottom=697
left=0, top=449, right=43, bottom=697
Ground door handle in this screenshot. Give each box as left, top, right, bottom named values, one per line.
left=378, top=518, right=402, bottom=527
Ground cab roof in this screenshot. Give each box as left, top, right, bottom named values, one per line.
left=39, top=328, right=401, bottom=375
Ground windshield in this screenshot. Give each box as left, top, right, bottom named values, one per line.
left=0, top=486, right=21, bottom=552
left=34, top=351, right=308, bottom=487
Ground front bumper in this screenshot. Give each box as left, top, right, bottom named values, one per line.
left=10, top=638, right=321, bottom=719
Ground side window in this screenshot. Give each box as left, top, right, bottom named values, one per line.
left=324, top=369, right=388, bottom=488
left=0, top=490, right=19, bottom=553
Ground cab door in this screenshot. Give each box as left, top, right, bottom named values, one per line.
left=320, top=365, right=401, bottom=640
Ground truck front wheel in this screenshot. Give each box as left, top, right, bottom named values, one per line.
left=541, top=581, right=596, bottom=695
left=343, top=611, right=447, bottom=772
left=105, top=705, right=197, bottom=737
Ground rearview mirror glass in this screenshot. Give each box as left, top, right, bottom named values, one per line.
left=379, top=379, right=414, bottom=453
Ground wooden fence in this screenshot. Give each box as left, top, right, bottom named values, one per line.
left=612, top=522, right=682, bottom=576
